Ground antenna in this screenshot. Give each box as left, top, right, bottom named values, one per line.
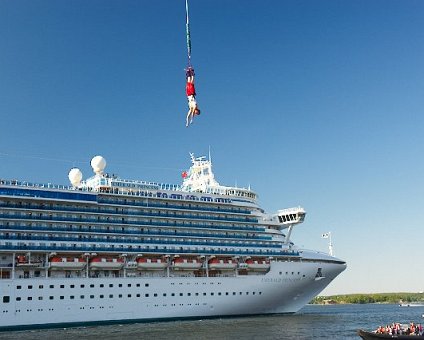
left=208, top=146, right=212, bottom=163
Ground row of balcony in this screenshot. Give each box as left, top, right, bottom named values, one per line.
left=0, top=199, right=252, bottom=218
left=0, top=243, right=299, bottom=257
left=0, top=234, right=280, bottom=249
left=0, top=224, right=273, bottom=241
left=0, top=214, right=264, bottom=232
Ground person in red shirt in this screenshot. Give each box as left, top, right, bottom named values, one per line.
left=185, top=67, right=200, bottom=127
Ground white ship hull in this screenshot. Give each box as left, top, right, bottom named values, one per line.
left=0, top=260, right=344, bottom=330
left=0, top=154, right=347, bottom=330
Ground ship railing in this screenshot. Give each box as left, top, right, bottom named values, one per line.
left=1, top=180, right=257, bottom=213
left=0, top=179, right=72, bottom=191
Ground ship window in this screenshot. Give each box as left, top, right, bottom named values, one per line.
left=90, top=295, right=94, bottom=299
left=49, top=296, right=53, bottom=300
left=16, top=297, right=21, bottom=301
left=3, top=296, right=10, bottom=303
left=136, top=284, right=140, bottom=287
left=127, top=284, right=132, bottom=287
left=28, top=285, right=33, bottom=289
left=17, top=286, right=22, bottom=289
left=60, top=285, right=65, bottom=288
left=100, top=295, right=104, bottom=299
left=70, top=285, right=75, bottom=288
left=145, top=283, right=149, bottom=287
left=70, top=296, right=75, bottom=300
left=118, top=294, right=122, bottom=298
left=109, top=284, right=113, bottom=287
left=60, top=296, right=64, bottom=300
left=27, top=297, right=32, bottom=301
left=136, top=294, right=140, bottom=297
left=128, top=294, right=131, bottom=298
left=119, top=284, right=122, bottom=288
left=39, top=285, right=44, bottom=289
left=203, top=293, right=206, bottom=296
left=100, top=284, right=104, bottom=288
left=163, top=293, right=167, bottom=297
left=80, top=295, right=84, bottom=299
left=80, top=285, right=85, bottom=288
left=90, top=284, right=95, bottom=288
left=50, top=285, right=54, bottom=289
left=109, top=295, right=113, bottom=298
left=171, top=293, right=175, bottom=296
left=145, top=294, right=149, bottom=297
left=179, top=293, right=183, bottom=296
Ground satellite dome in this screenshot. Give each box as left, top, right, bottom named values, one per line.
left=68, top=168, right=83, bottom=187
left=91, top=155, right=107, bottom=175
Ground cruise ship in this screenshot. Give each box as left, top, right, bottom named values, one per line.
left=0, top=154, right=346, bottom=330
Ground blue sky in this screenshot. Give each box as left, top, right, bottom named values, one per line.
left=0, top=0, right=423, bottom=295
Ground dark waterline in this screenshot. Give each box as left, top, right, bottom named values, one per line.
left=0, top=304, right=423, bottom=340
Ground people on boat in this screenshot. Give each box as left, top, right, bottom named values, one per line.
left=374, top=322, right=423, bottom=336
left=185, top=66, right=200, bottom=127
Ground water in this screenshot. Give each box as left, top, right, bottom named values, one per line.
left=0, top=304, right=423, bottom=340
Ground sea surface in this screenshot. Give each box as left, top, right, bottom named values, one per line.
left=0, top=304, right=423, bottom=340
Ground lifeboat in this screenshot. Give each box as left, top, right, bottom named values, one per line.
left=208, top=257, right=237, bottom=271
left=89, top=257, right=124, bottom=270
left=245, top=258, right=270, bottom=271
left=49, top=257, right=86, bottom=270
left=172, top=257, right=202, bottom=271
left=137, top=257, right=168, bottom=271
left=16, top=255, right=42, bottom=268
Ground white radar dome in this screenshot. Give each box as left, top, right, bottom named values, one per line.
left=91, top=155, right=107, bottom=175
left=68, top=168, right=83, bottom=187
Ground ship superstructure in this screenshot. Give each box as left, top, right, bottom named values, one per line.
left=0, top=154, right=346, bottom=330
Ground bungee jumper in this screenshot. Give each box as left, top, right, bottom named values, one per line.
left=184, top=0, right=201, bottom=127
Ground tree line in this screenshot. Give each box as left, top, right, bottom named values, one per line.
left=311, top=292, right=424, bottom=304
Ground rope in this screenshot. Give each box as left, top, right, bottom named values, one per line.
left=185, top=0, right=192, bottom=66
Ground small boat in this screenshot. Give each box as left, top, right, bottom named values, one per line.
left=208, top=257, right=237, bottom=271
left=245, top=258, right=270, bottom=271
left=49, top=257, right=86, bottom=270
left=399, top=303, right=424, bottom=307
left=357, top=329, right=417, bottom=339
left=172, top=257, right=202, bottom=271
left=15, top=255, right=42, bottom=268
left=89, top=257, right=124, bottom=270
left=137, top=257, right=168, bottom=270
